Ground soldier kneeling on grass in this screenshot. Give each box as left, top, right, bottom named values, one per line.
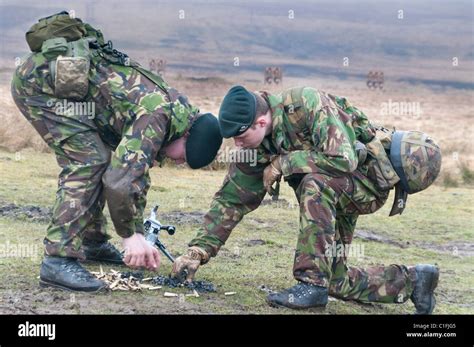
left=11, top=12, right=222, bottom=292
left=172, top=85, right=442, bottom=314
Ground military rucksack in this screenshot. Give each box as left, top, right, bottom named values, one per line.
left=26, top=11, right=87, bottom=52
left=25, top=11, right=169, bottom=100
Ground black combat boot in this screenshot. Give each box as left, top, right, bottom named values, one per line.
left=82, top=239, right=124, bottom=265
left=410, top=264, right=439, bottom=314
left=40, top=255, right=106, bottom=292
left=266, top=282, right=328, bottom=309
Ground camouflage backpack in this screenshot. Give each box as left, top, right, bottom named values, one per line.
left=25, top=11, right=169, bottom=100
left=26, top=11, right=87, bottom=52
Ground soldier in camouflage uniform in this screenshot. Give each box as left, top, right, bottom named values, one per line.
left=11, top=12, right=222, bottom=292
left=172, top=85, right=441, bottom=314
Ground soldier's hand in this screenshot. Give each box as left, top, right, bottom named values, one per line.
left=122, top=233, right=161, bottom=271
left=171, top=246, right=209, bottom=283
left=263, top=156, right=282, bottom=196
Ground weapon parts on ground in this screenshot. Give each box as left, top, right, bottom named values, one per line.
left=108, top=205, right=217, bottom=292
left=144, top=205, right=176, bottom=262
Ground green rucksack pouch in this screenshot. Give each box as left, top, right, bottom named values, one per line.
left=53, top=38, right=91, bottom=100
left=27, top=11, right=169, bottom=101
left=40, top=36, right=90, bottom=100
left=364, top=136, right=400, bottom=191
left=26, top=11, right=86, bottom=52
left=41, top=37, right=68, bottom=60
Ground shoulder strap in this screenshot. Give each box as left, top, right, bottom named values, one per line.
left=282, top=87, right=306, bottom=114
left=88, top=37, right=170, bottom=96
left=132, top=65, right=170, bottom=94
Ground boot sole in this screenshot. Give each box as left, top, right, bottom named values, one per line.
left=39, top=279, right=107, bottom=293
left=266, top=297, right=327, bottom=310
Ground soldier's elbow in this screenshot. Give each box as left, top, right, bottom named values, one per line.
left=102, top=169, right=133, bottom=203
left=339, top=156, right=358, bottom=173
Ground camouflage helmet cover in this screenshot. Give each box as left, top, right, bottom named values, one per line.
left=390, top=130, right=442, bottom=194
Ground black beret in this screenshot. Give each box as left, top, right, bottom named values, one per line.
left=186, top=113, right=223, bottom=169
left=218, top=85, right=256, bottom=138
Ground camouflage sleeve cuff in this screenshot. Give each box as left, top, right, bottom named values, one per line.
left=279, top=151, right=315, bottom=176
left=115, top=218, right=145, bottom=239
left=188, top=234, right=224, bottom=260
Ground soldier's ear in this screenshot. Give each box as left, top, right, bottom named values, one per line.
left=255, top=115, right=267, bottom=128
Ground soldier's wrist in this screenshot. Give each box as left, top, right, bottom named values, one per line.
left=135, top=229, right=145, bottom=236
left=271, top=156, right=282, bottom=170
left=187, top=246, right=210, bottom=265
left=134, top=221, right=146, bottom=236
left=118, top=229, right=136, bottom=239
left=278, top=153, right=292, bottom=176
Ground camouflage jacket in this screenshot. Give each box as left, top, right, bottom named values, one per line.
left=189, top=87, right=376, bottom=258
left=11, top=49, right=199, bottom=238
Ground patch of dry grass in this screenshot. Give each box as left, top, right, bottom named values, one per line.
left=0, top=85, right=49, bottom=153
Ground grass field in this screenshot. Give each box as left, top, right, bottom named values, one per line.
left=0, top=148, right=472, bottom=314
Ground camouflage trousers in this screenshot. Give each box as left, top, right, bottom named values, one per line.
left=290, top=171, right=417, bottom=303
left=11, top=91, right=111, bottom=260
